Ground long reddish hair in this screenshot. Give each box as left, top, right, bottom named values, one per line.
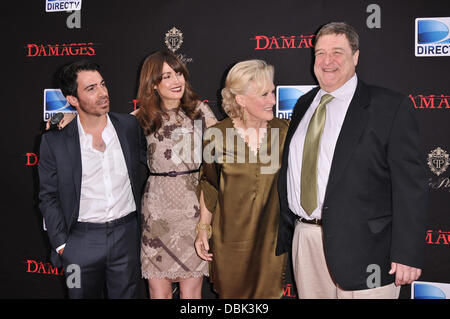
left=136, top=50, right=200, bottom=135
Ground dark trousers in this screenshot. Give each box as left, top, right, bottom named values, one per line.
left=61, top=212, right=140, bottom=299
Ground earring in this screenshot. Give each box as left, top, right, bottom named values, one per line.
left=242, top=111, right=246, bottom=124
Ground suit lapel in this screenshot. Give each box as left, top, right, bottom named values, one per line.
left=64, top=117, right=82, bottom=210
left=324, top=80, right=370, bottom=202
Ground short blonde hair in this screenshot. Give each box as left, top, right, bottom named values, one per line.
left=221, top=60, right=274, bottom=119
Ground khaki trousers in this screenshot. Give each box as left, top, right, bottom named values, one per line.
left=292, top=220, right=400, bottom=299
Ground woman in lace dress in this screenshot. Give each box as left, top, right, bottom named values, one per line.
left=136, top=51, right=217, bottom=299
left=194, top=60, right=288, bottom=298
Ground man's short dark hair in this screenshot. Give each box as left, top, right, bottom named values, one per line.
left=58, top=60, right=101, bottom=98
left=315, top=22, right=360, bottom=53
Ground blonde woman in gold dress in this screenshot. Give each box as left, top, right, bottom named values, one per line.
left=194, top=60, right=288, bottom=298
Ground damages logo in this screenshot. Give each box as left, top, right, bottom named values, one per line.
left=252, top=34, right=315, bottom=50
left=26, top=42, right=96, bottom=57
left=425, top=230, right=450, bottom=246
left=409, top=94, right=450, bottom=109
left=25, top=259, right=64, bottom=276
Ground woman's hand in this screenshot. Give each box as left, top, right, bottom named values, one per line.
left=195, top=192, right=213, bottom=261
left=195, top=229, right=213, bottom=261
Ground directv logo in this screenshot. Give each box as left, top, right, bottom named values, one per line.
left=46, top=0, right=82, bottom=12
left=276, top=85, right=317, bottom=120
left=415, top=17, right=450, bottom=57
left=412, top=281, right=449, bottom=299
left=43, top=89, right=76, bottom=121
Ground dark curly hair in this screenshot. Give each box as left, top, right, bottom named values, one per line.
left=58, top=60, right=102, bottom=98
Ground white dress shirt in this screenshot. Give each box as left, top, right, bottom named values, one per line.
left=77, top=115, right=136, bottom=223
left=287, top=74, right=358, bottom=220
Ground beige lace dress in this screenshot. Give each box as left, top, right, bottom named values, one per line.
left=141, top=102, right=217, bottom=280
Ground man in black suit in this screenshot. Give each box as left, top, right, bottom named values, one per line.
left=39, top=60, right=148, bottom=298
left=276, top=22, right=427, bottom=298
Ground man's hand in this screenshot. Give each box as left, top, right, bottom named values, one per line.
left=389, top=262, right=422, bottom=286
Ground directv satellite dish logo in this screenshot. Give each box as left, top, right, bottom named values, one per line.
left=415, top=17, right=450, bottom=57
left=276, top=85, right=317, bottom=120
left=43, top=89, right=76, bottom=121
left=412, top=281, right=449, bottom=299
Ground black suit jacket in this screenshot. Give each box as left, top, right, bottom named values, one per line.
left=276, top=80, right=428, bottom=290
left=39, top=112, right=148, bottom=267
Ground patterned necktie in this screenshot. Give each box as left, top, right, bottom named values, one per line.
left=300, top=94, right=334, bottom=215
